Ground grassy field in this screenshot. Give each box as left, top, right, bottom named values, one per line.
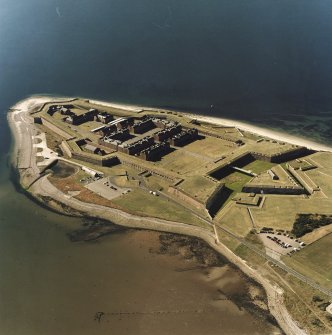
left=243, top=160, right=275, bottom=174
left=143, top=175, right=170, bottom=192
left=183, top=136, right=233, bottom=159
left=283, top=275, right=332, bottom=334
left=217, top=206, right=253, bottom=237
left=215, top=172, right=253, bottom=209
left=309, top=151, right=332, bottom=169
left=112, top=188, right=210, bottom=229
left=234, top=233, right=266, bottom=266
left=306, top=171, right=332, bottom=198
left=251, top=195, right=332, bottom=230
left=223, top=172, right=253, bottom=192
left=41, top=113, right=77, bottom=137
left=156, top=150, right=207, bottom=175
left=245, top=139, right=295, bottom=155
left=283, top=233, right=332, bottom=290
left=301, top=224, right=332, bottom=244
left=216, top=227, right=242, bottom=251
left=179, top=175, right=219, bottom=203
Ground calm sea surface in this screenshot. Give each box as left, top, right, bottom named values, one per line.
left=1, top=0, right=332, bottom=333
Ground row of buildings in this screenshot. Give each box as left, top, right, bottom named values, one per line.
left=48, top=105, right=99, bottom=125
left=47, top=104, right=199, bottom=161
left=99, top=126, right=198, bottom=161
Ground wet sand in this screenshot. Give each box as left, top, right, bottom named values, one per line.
left=0, top=186, right=282, bottom=335
left=65, top=228, right=283, bottom=335
left=0, top=162, right=282, bottom=335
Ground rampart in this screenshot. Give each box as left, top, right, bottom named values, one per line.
left=286, top=164, right=319, bottom=194
left=119, top=157, right=176, bottom=182
left=242, top=184, right=305, bottom=195
left=30, top=98, right=80, bottom=115
left=206, top=183, right=225, bottom=210
left=60, top=141, right=72, bottom=157
left=197, top=128, right=237, bottom=144
left=71, top=152, right=119, bottom=167
left=251, top=146, right=314, bottom=163
left=59, top=141, right=119, bottom=167
left=209, top=147, right=314, bottom=180
left=41, top=117, right=75, bottom=140
left=168, top=186, right=207, bottom=212
left=209, top=152, right=255, bottom=180
left=168, top=180, right=224, bottom=214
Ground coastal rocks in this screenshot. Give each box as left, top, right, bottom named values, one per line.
left=38, top=195, right=83, bottom=216
left=67, top=219, right=127, bottom=242
left=154, top=232, right=281, bottom=331
left=157, top=233, right=227, bottom=267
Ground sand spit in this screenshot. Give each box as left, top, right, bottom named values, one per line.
left=8, top=96, right=309, bottom=335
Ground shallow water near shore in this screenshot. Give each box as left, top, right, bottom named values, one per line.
left=0, top=162, right=281, bottom=335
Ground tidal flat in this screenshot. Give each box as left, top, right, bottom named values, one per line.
left=0, top=168, right=281, bottom=334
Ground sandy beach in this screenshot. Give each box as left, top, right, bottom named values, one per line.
left=185, top=114, right=332, bottom=152
left=89, top=99, right=146, bottom=113
left=88, top=97, right=332, bottom=152
left=7, top=95, right=310, bottom=335
left=11, top=95, right=332, bottom=152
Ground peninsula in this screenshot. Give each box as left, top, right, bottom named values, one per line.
left=8, top=96, right=332, bottom=335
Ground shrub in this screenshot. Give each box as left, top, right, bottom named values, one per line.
left=291, top=214, right=332, bottom=237
left=312, top=295, right=323, bottom=303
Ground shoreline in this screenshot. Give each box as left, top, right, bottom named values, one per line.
left=89, top=96, right=332, bottom=152
left=11, top=95, right=332, bottom=152
left=7, top=95, right=308, bottom=335
left=185, top=114, right=332, bottom=152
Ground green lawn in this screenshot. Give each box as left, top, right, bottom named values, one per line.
left=234, top=233, right=266, bottom=265
left=216, top=227, right=241, bottom=251
left=244, top=160, right=276, bottom=174
left=157, top=150, right=206, bottom=175
left=223, top=172, right=252, bottom=192
left=217, top=206, right=253, bottom=237
left=112, top=188, right=211, bottom=229
left=183, top=136, right=233, bottom=159
left=218, top=172, right=253, bottom=208
left=283, top=233, right=332, bottom=289
left=252, top=195, right=332, bottom=231
left=180, top=175, right=219, bottom=203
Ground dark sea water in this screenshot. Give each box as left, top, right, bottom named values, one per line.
left=1, top=0, right=332, bottom=333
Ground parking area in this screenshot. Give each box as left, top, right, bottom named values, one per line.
left=85, top=177, right=131, bottom=200
left=259, top=231, right=306, bottom=258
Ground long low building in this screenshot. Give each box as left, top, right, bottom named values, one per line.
left=119, top=136, right=155, bottom=156
left=64, top=109, right=98, bottom=125
left=154, top=124, right=182, bottom=142
left=170, top=128, right=198, bottom=146
left=131, top=118, right=155, bottom=134
left=140, top=141, right=170, bottom=161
